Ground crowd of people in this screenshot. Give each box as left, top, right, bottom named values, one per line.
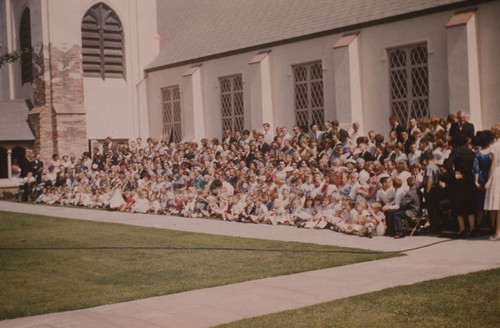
left=17, top=111, right=500, bottom=240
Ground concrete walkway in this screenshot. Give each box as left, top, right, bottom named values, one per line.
left=0, top=201, right=499, bottom=328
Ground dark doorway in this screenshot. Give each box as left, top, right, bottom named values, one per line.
left=0, top=148, right=7, bottom=179
left=12, top=147, right=26, bottom=164
left=12, top=147, right=26, bottom=178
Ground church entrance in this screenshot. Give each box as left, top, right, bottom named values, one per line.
left=0, top=147, right=7, bottom=179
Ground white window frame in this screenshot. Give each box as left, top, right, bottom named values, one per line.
left=388, top=44, right=429, bottom=128
left=293, top=61, right=324, bottom=130
left=161, top=85, right=182, bottom=143
left=219, top=74, right=244, bottom=135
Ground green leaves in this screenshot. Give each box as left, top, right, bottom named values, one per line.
left=0, top=47, right=32, bottom=68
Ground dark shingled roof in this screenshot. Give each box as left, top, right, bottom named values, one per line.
left=0, top=100, right=35, bottom=141
left=147, top=0, right=475, bottom=71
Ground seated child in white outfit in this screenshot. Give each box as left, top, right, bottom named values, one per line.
left=132, top=190, right=150, bottom=213
left=368, top=201, right=386, bottom=236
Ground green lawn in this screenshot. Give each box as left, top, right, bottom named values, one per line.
left=216, top=268, right=500, bottom=328
left=0, top=211, right=398, bottom=320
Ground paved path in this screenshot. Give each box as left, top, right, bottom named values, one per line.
left=0, top=201, right=499, bottom=328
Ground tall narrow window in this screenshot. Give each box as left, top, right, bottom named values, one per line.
left=81, top=3, right=124, bottom=79
left=20, top=8, right=32, bottom=84
left=161, top=86, right=182, bottom=143
left=220, top=75, right=244, bottom=134
left=389, top=44, right=429, bottom=128
left=293, top=62, right=324, bottom=129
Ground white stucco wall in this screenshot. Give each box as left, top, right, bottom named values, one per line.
left=477, top=0, right=500, bottom=129
left=75, top=0, right=158, bottom=140
left=3, top=0, right=157, bottom=140
left=147, top=2, right=500, bottom=142
left=358, top=11, right=451, bottom=135
left=146, top=36, right=340, bottom=141
left=83, top=78, right=135, bottom=138
left=270, top=36, right=337, bottom=130
left=2, top=0, right=159, bottom=141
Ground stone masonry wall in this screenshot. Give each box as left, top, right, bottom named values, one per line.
left=28, top=105, right=55, bottom=164
left=27, top=111, right=40, bottom=152
left=28, top=44, right=88, bottom=166
left=50, top=45, right=85, bottom=111
left=55, top=114, right=88, bottom=158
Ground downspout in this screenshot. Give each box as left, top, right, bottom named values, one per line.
left=40, top=0, right=55, bottom=156
left=5, top=0, right=15, bottom=99
left=42, top=0, right=53, bottom=106
left=136, top=72, right=148, bottom=138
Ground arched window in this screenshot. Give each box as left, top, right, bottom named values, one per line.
left=20, top=8, right=32, bottom=84
left=81, top=3, right=124, bottom=79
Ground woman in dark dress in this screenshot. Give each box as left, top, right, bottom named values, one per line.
left=445, top=135, right=476, bottom=236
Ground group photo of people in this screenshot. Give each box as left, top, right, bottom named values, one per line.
left=17, top=111, right=500, bottom=240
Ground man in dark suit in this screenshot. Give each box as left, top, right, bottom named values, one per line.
left=401, top=131, right=413, bottom=154
left=449, top=110, right=474, bottom=145
left=19, top=152, right=33, bottom=179
left=241, top=144, right=256, bottom=167
left=234, top=130, right=243, bottom=146
left=102, top=136, right=118, bottom=155
left=30, top=153, right=43, bottom=184
left=322, top=120, right=334, bottom=142
left=357, top=137, right=375, bottom=162
left=256, top=133, right=271, bottom=154
left=92, top=147, right=106, bottom=171
left=222, top=129, right=236, bottom=144
left=389, top=115, right=405, bottom=143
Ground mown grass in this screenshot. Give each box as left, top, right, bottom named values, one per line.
left=0, top=211, right=398, bottom=320
left=216, top=268, right=500, bottom=328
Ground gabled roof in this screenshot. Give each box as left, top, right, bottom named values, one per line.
left=0, top=100, right=35, bottom=141
left=147, top=0, right=477, bottom=71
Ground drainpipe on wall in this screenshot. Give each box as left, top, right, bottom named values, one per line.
left=7, top=148, right=12, bottom=180
left=5, top=0, right=15, bottom=100
left=41, top=0, right=53, bottom=106
left=135, top=72, right=148, bottom=137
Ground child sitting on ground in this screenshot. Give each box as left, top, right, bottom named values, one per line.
left=335, top=197, right=357, bottom=234
left=122, top=191, right=136, bottom=212
left=313, top=196, right=332, bottom=229
left=181, top=191, right=197, bottom=217
left=131, top=190, right=149, bottom=213
left=354, top=200, right=375, bottom=237
left=368, top=201, right=387, bottom=236
left=239, top=195, right=257, bottom=223
left=149, top=193, right=162, bottom=214
left=252, top=196, right=269, bottom=223
left=191, top=193, right=208, bottom=218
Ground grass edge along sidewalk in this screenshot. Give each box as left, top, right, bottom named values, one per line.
left=215, top=267, right=500, bottom=328
left=0, top=211, right=399, bottom=320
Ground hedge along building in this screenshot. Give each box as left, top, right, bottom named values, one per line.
left=145, top=0, right=500, bottom=144
left=1, top=0, right=499, bottom=178
left=0, top=0, right=158, bottom=177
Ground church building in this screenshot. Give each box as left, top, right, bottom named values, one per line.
left=1, top=0, right=499, bottom=182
